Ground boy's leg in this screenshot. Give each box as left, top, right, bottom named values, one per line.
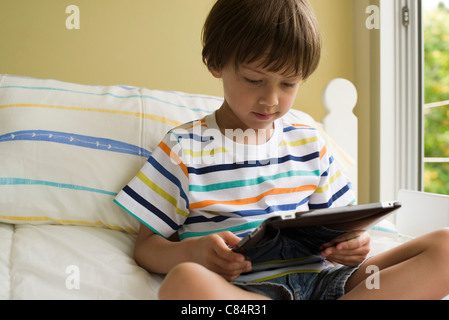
left=158, top=262, right=271, bottom=300
left=342, top=228, right=449, bottom=300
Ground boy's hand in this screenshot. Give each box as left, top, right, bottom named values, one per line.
left=192, top=231, right=252, bottom=282
left=319, top=230, right=370, bottom=267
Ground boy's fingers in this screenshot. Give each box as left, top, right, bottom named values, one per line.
left=219, top=231, right=243, bottom=248
left=338, top=231, right=370, bottom=250
left=210, top=232, right=252, bottom=277
left=211, top=233, right=247, bottom=265
left=211, top=252, right=252, bottom=280
left=335, top=235, right=362, bottom=250
left=321, top=230, right=369, bottom=251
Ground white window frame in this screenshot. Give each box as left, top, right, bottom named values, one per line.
left=378, top=0, right=422, bottom=201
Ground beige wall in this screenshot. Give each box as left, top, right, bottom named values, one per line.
left=0, top=0, right=353, bottom=119
left=0, top=0, right=375, bottom=202
left=0, top=0, right=217, bottom=94
left=304, top=0, right=354, bottom=120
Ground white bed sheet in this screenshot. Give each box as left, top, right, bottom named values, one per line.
left=0, top=223, right=13, bottom=299
left=7, top=224, right=163, bottom=300
left=367, top=229, right=411, bottom=257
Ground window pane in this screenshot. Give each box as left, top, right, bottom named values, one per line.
left=424, top=105, right=449, bottom=158
left=423, top=1, right=449, bottom=104
left=423, top=0, right=449, bottom=195
left=424, top=162, right=449, bottom=194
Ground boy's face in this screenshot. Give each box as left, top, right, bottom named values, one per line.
left=211, top=61, right=301, bottom=134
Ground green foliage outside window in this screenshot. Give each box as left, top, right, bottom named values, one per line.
left=423, top=2, right=449, bottom=195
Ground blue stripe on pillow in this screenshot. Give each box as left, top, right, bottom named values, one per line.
left=0, top=130, right=152, bottom=158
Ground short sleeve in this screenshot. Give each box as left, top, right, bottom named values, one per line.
left=114, top=131, right=190, bottom=238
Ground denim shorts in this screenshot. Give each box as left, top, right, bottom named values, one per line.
left=232, top=226, right=360, bottom=300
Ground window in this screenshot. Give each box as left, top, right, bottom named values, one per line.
left=378, top=0, right=449, bottom=201
left=378, top=0, right=421, bottom=201
left=422, top=0, right=449, bottom=195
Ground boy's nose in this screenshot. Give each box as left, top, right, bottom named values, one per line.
left=259, top=87, right=279, bottom=107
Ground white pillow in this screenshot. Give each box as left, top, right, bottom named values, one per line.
left=0, top=74, right=222, bottom=232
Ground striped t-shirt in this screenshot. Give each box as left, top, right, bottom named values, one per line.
left=114, top=112, right=355, bottom=240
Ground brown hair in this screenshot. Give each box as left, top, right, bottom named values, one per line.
left=202, top=0, right=322, bottom=80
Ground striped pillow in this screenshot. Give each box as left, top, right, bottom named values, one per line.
left=0, top=74, right=222, bottom=232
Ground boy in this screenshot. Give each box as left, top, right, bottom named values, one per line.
left=115, top=0, right=449, bottom=299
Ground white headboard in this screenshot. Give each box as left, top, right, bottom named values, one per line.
left=322, top=78, right=358, bottom=198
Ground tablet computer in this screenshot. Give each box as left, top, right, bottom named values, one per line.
left=233, top=201, right=401, bottom=254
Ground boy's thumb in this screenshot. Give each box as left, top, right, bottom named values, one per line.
left=219, top=231, right=242, bottom=247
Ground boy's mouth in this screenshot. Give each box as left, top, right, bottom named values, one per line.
left=253, top=112, right=275, bottom=121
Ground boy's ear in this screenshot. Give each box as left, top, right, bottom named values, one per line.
left=209, top=66, right=222, bottom=79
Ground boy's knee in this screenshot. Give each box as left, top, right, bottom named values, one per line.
left=427, top=229, right=449, bottom=267
left=158, top=262, right=208, bottom=300
left=428, top=228, right=449, bottom=245
left=432, top=228, right=449, bottom=251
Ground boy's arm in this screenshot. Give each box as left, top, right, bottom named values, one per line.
left=134, top=223, right=190, bottom=274
left=134, top=223, right=252, bottom=281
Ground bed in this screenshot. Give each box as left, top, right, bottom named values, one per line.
left=0, top=74, right=408, bottom=299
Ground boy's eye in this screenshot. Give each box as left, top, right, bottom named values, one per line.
left=244, top=77, right=262, bottom=85
left=282, top=82, right=298, bottom=88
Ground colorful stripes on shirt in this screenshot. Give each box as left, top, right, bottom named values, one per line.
left=114, top=112, right=355, bottom=240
